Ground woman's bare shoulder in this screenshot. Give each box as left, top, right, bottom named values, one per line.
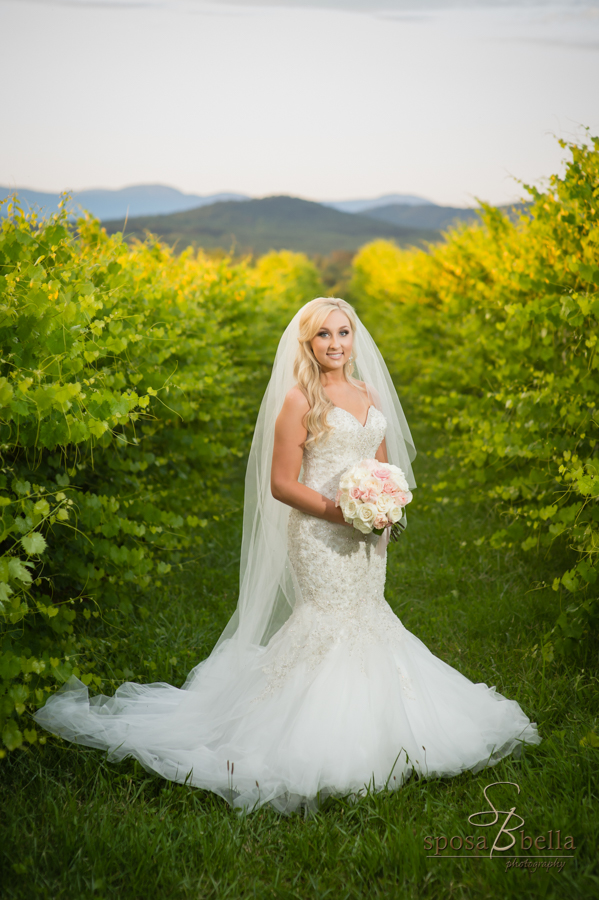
left=358, top=380, right=382, bottom=405
left=281, top=385, right=310, bottom=415
left=352, top=377, right=375, bottom=395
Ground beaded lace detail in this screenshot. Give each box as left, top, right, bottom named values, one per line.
left=259, top=406, right=415, bottom=700
left=302, top=405, right=386, bottom=502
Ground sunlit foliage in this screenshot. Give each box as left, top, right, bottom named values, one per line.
left=353, top=134, right=599, bottom=666
left=0, top=204, right=317, bottom=752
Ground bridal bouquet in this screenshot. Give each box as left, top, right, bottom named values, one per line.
left=335, top=459, right=412, bottom=540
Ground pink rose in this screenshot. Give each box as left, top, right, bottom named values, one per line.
left=373, top=467, right=390, bottom=481
left=383, top=482, right=396, bottom=494
left=373, top=514, right=388, bottom=530
left=349, top=486, right=362, bottom=500
left=395, top=491, right=413, bottom=506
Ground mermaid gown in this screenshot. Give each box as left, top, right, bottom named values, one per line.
left=34, top=406, right=542, bottom=814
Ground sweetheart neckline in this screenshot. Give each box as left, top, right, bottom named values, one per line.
left=331, top=404, right=375, bottom=429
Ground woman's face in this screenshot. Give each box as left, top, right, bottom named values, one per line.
left=310, top=310, right=353, bottom=373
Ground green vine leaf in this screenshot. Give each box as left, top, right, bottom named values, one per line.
left=21, top=533, right=48, bottom=556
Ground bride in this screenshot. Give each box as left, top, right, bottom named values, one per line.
left=34, top=297, right=542, bottom=815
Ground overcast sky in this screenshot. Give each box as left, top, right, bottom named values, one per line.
left=1, top=0, right=598, bottom=205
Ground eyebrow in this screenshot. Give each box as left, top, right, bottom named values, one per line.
left=318, top=326, right=350, bottom=332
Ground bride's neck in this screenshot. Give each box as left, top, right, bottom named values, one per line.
left=319, top=370, right=347, bottom=386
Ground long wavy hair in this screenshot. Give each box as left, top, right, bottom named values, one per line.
left=293, top=297, right=366, bottom=446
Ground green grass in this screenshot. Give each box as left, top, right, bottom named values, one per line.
left=1, top=424, right=598, bottom=899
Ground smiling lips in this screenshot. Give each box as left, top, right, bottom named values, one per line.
left=327, top=352, right=343, bottom=359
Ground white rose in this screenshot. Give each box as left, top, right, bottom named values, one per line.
left=358, top=502, right=377, bottom=527
left=389, top=505, right=403, bottom=523
left=339, top=472, right=354, bottom=491
left=363, top=476, right=383, bottom=496
left=352, top=516, right=372, bottom=534
left=342, top=497, right=358, bottom=518
left=376, top=494, right=393, bottom=514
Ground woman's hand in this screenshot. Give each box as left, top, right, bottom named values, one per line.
left=330, top=505, right=354, bottom=527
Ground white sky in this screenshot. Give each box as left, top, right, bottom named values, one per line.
left=1, top=0, right=598, bottom=205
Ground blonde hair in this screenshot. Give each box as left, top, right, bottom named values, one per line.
left=293, top=297, right=366, bottom=446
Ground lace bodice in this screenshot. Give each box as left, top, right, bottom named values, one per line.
left=302, top=405, right=387, bottom=499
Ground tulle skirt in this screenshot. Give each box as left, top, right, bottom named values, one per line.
left=34, top=598, right=542, bottom=815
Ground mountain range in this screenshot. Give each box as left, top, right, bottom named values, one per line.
left=0, top=184, right=248, bottom=221
left=0, top=183, right=434, bottom=222
left=101, top=195, right=443, bottom=256
left=1, top=182, right=507, bottom=256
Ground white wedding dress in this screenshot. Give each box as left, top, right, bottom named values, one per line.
left=34, top=405, right=542, bottom=815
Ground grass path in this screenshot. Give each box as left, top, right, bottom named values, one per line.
left=1, top=423, right=598, bottom=900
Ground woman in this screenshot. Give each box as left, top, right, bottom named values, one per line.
left=34, top=297, right=541, bottom=815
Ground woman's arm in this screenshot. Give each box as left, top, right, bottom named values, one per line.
left=375, top=437, right=388, bottom=464
left=270, top=388, right=349, bottom=526
left=365, top=382, right=388, bottom=464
